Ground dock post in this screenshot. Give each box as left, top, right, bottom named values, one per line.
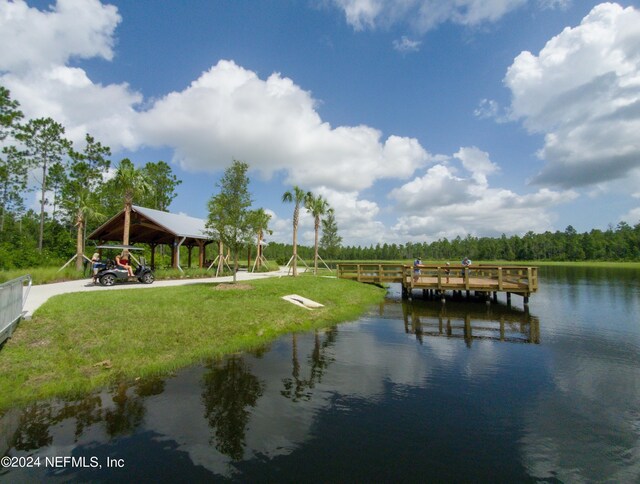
left=506, top=292, right=511, bottom=306
left=402, top=284, right=408, bottom=299
left=466, top=290, right=470, bottom=300
left=493, top=291, right=498, bottom=303
left=464, top=314, right=472, bottom=348
left=422, top=289, right=427, bottom=299
left=524, top=294, right=529, bottom=306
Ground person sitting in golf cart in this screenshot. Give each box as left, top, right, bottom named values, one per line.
left=116, top=253, right=134, bottom=277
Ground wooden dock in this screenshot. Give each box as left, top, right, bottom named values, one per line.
left=336, top=263, right=538, bottom=305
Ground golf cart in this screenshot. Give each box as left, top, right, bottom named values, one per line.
left=92, top=245, right=155, bottom=286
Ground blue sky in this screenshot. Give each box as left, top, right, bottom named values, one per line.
left=2, top=0, right=640, bottom=246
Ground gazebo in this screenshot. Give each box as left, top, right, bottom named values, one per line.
left=87, top=205, right=213, bottom=269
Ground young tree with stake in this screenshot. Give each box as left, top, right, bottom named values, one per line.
left=207, top=160, right=253, bottom=283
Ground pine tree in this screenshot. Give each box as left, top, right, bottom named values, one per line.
left=320, top=209, right=342, bottom=260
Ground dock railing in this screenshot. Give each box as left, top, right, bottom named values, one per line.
left=0, top=275, right=32, bottom=346
left=336, top=263, right=405, bottom=284
left=472, top=265, right=539, bottom=292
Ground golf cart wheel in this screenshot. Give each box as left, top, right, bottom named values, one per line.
left=99, top=274, right=116, bottom=286
left=141, top=272, right=155, bottom=284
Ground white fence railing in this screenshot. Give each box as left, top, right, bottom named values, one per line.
left=0, top=275, right=32, bottom=346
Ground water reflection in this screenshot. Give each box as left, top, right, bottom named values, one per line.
left=202, top=356, right=264, bottom=460
left=3, top=376, right=167, bottom=454
left=281, top=329, right=337, bottom=403
left=394, top=300, right=540, bottom=346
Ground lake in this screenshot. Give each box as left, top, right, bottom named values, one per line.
left=1, top=266, right=639, bottom=482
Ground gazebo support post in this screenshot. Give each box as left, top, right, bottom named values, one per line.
left=174, top=236, right=186, bottom=272
left=197, top=240, right=205, bottom=268
left=150, top=243, right=157, bottom=269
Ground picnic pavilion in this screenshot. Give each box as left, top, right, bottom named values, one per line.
left=87, top=205, right=214, bottom=269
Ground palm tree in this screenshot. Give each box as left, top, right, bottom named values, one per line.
left=305, top=193, right=330, bottom=275
left=282, top=186, right=310, bottom=277
left=249, top=208, right=272, bottom=271
left=67, top=189, right=105, bottom=270
left=114, top=159, right=151, bottom=250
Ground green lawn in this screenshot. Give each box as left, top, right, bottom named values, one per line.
left=0, top=276, right=385, bottom=410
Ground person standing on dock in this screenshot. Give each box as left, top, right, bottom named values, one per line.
left=413, top=257, right=422, bottom=282
left=445, top=262, right=451, bottom=283
left=461, top=257, right=472, bottom=277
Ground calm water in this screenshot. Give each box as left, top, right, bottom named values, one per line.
left=1, top=267, right=639, bottom=482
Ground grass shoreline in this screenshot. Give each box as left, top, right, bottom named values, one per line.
left=0, top=277, right=385, bottom=410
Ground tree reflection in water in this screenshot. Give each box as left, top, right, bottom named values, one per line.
left=104, top=382, right=145, bottom=437
left=7, top=376, right=166, bottom=452
left=201, top=356, right=265, bottom=461
left=13, top=403, right=55, bottom=450
left=281, top=328, right=337, bottom=402
left=12, top=396, right=104, bottom=451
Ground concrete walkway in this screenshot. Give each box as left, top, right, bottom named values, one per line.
left=22, top=268, right=291, bottom=319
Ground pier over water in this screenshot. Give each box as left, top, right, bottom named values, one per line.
left=337, top=263, right=538, bottom=306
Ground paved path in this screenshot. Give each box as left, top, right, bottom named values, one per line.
left=22, top=269, right=290, bottom=319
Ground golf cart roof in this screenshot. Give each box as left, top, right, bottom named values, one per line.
left=95, top=244, right=145, bottom=251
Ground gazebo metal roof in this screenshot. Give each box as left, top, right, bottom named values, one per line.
left=88, top=205, right=211, bottom=246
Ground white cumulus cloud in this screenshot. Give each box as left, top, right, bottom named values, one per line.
left=137, top=60, right=430, bottom=192
left=314, top=187, right=386, bottom=246
left=389, top=164, right=473, bottom=209
left=0, top=0, right=120, bottom=72
left=390, top=148, right=577, bottom=240
left=504, top=2, right=640, bottom=189
left=454, top=146, right=498, bottom=184
left=0, top=0, right=141, bottom=149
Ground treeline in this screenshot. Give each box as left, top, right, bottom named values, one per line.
left=265, top=223, right=640, bottom=263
